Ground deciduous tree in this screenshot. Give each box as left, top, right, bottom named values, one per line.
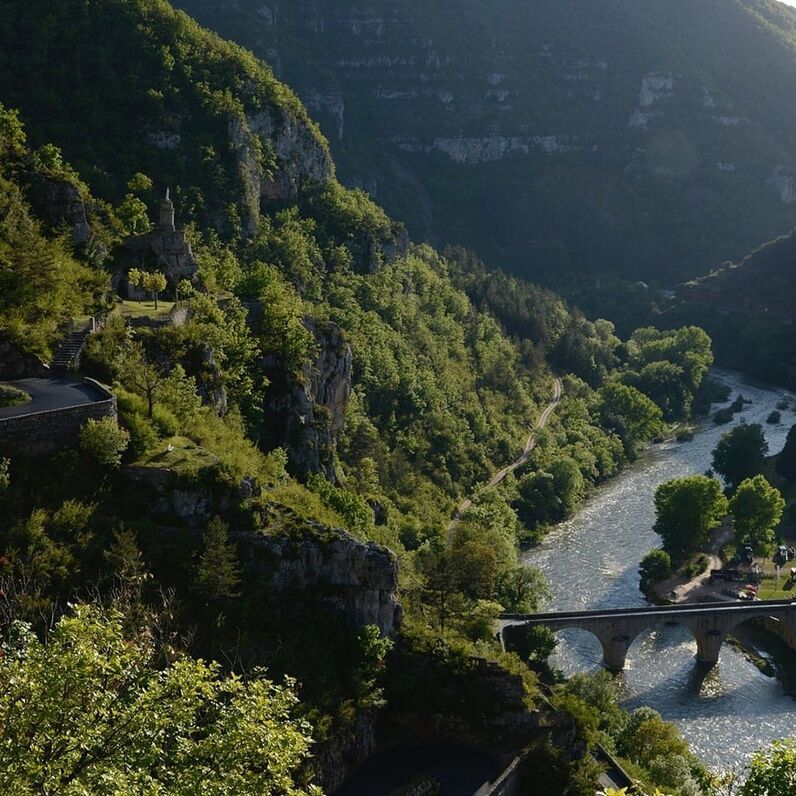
left=729, top=475, right=784, bottom=555
left=653, top=475, right=728, bottom=559
left=712, top=423, right=768, bottom=490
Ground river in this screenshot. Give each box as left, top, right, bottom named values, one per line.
left=522, top=369, right=796, bottom=770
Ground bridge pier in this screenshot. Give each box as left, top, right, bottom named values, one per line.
left=693, top=628, right=725, bottom=667
left=598, top=633, right=632, bottom=672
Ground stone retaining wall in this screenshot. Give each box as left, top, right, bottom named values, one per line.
left=0, top=379, right=117, bottom=457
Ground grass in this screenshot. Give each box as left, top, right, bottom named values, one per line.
left=0, top=382, right=31, bottom=408
left=135, top=436, right=219, bottom=477
left=114, top=298, right=175, bottom=320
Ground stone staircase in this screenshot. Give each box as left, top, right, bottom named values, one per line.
left=50, top=326, right=92, bottom=374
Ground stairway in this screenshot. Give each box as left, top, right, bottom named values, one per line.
left=51, top=327, right=92, bottom=373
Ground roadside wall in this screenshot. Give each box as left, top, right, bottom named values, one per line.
left=0, top=379, right=116, bottom=457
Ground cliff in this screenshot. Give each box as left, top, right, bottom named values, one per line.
left=260, top=318, right=352, bottom=480
left=177, top=0, right=796, bottom=282
left=0, top=0, right=334, bottom=238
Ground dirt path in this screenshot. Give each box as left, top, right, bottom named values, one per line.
left=447, top=377, right=563, bottom=531
left=654, top=520, right=734, bottom=603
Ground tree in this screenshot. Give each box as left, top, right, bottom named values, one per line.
left=631, top=360, right=691, bottom=421
left=729, top=475, right=785, bottom=555
left=654, top=475, right=728, bottom=559
left=741, top=739, right=796, bottom=796
left=117, top=193, right=151, bottom=235
left=775, top=423, right=796, bottom=481
left=0, top=457, right=9, bottom=495
left=194, top=517, right=241, bottom=601
left=596, top=382, right=664, bottom=451
left=639, top=548, right=672, bottom=589
left=142, top=271, right=168, bottom=309
left=616, top=706, right=689, bottom=768
left=127, top=267, right=143, bottom=300
left=712, top=423, right=768, bottom=490
left=121, top=341, right=163, bottom=418
left=0, top=605, right=320, bottom=795
left=78, top=417, right=130, bottom=467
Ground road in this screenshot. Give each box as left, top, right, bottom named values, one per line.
left=448, top=377, right=563, bottom=530
left=0, top=377, right=108, bottom=419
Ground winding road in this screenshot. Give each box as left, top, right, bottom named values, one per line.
left=448, top=377, right=563, bottom=530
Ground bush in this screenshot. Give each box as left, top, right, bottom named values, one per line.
left=151, top=405, right=179, bottom=437
left=639, top=549, right=672, bottom=589
left=78, top=418, right=130, bottom=467
left=121, top=412, right=159, bottom=459
left=767, top=411, right=782, bottom=425
left=0, top=383, right=30, bottom=408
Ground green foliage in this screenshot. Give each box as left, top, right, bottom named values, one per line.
left=729, top=475, right=785, bottom=555
left=0, top=383, right=30, bottom=408
left=307, top=474, right=374, bottom=538
left=654, top=475, right=728, bottom=559
left=616, top=707, right=690, bottom=770
left=741, top=739, right=796, bottom=796
left=194, top=516, right=241, bottom=600
left=596, top=382, right=664, bottom=452
left=0, top=0, right=328, bottom=233
left=712, top=423, right=768, bottom=490
left=0, top=605, right=320, bottom=795
left=78, top=417, right=130, bottom=468
left=639, top=548, right=672, bottom=590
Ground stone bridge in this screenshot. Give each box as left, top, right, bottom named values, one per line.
left=500, top=600, right=796, bottom=671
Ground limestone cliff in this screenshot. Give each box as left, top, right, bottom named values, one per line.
left=260, top=318, right=352, bottom=480
left=26, top=174, right=90, bottom=245
left=242, top=523, right=401, bottom=637
left=177, top=0, right=796, bottom=282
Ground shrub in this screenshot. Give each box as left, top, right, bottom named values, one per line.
left=0, top=383, right=30, bottom=408
left=767, top=410, right=782, bottom=425
left=639, top=548, right=672, bottom=589
left=151, top=405, right=179, bottom=437
left=78, top=418, right=130, bottom=467
left=121, top=412, right=159, bottom=459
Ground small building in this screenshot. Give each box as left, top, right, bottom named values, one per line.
left=115, top=189, right=198, bottom=299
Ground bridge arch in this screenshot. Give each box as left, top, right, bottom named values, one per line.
left=501, top=599, right=796, bottom=672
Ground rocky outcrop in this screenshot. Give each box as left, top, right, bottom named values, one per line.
left=26, top=174, right=90, bottom=244
left=195, top=345, right=228, bottom=416
left=117, top=229, right=199, bottom=289
left=312, top=710, right=378, bottom=793
left=229, top=107, right=334, bottom=235
left=261, top=319, right=352, bottom=480
left=243, top=523, right=401, bottom=636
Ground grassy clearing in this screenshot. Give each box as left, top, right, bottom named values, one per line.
left=135, top=436, right=219, bottom=477
left=114, top=298, right=175, bottom=319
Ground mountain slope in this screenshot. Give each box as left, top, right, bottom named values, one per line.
left=175, top=0, right=796, bottom=282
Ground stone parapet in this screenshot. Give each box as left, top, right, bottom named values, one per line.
left=0, top=379, right=116, bottom=457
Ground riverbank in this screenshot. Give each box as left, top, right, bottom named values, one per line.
left=523, top=368, right=796, bottom=769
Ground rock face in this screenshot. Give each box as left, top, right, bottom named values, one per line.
left=261, top=319, right=352, bottom=480
left=243, top=523, right=402, bottom=637
left=392, top=655, right=541, bottom=753
left=312, top=711, right=378, bottom=794
left=229, top=107, right=334, bottom=235
left=177, top=0, right=796, bottom=282
left=117, top=231, right=199, bottom=290
left=26, top=174, right=90, bottom=244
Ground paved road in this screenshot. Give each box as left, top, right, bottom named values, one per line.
left=448, top=377, right=563, bottom=530
left=0, top=377, right=107, bottom=419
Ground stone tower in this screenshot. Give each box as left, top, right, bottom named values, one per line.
left=159, top=188, right=175, bottom=232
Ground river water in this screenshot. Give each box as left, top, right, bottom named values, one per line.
left=522, top=370, right=796, bottom=771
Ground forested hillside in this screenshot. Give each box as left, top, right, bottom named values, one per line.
left=172, top=0, right=796, bottom=285
left=0, top=1, right=723, bottom=793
